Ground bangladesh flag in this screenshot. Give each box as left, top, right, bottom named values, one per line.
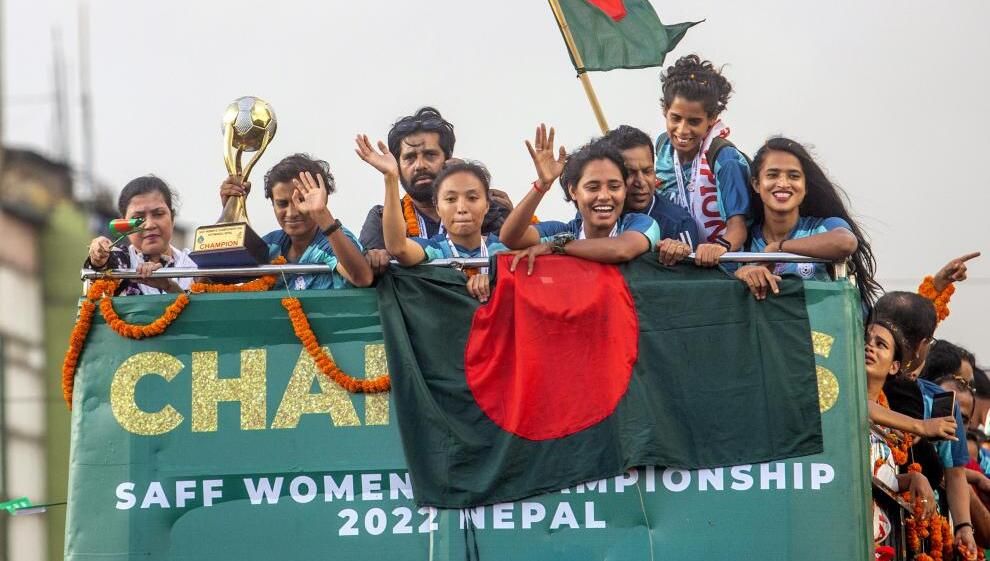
left=377, top=255, right=823, bottom=508
left=555, top=0, right=701, bottom=72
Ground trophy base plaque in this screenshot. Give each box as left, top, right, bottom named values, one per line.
left=188, top=222, right=269, bottom=268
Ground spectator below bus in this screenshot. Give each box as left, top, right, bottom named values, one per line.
left=733, top=138, right=880, bottom=314
left=865, top=321, right=936, bottom=540
left=876, top=291, right=978, bottom=557
left=972, top=367, right=990, bottom=433
left=354, top=135, right=504, bottom=303
left=600, top=125, right=698, bottom=266
left=921, top=340, right=976, bottom=385
left=499, top=127, right=660, bottom=273
left=654, top=54, right=750, bottom=266
left=357, top=107, right=514, bottom=276
left=220, top=154, right=372, bottom=290
left=85, top=175, right=194, bottom=295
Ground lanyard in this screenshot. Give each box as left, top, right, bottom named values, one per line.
left=416, top=210, right=444, bottom=240
left=446, top=234, right=488, bottom=274
left=671, top=149, right=701, bottom=209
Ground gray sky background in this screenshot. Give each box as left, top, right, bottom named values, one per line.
left=5, top=1, right=989, bottom=359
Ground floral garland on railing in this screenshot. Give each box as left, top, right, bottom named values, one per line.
left=281, top=297, right=391, bottom=393
left=874, top=392, right=978, bottom=561
left=188, top=256, right=286, bottom=293
left=62, top=256, right=389, bottom=408
left=918, top=275, right=955, bottom=323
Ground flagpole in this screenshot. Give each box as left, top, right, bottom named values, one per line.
left=548, top=0, right=610, bottom=134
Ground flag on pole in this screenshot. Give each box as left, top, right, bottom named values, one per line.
left=554, top=0, right=700, bottom=72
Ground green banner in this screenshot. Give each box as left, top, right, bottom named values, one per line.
left=66, top=280, right=870, bottom=560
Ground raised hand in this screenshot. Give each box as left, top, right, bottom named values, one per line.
left=354, top=134, right=399, bottom=178
left=525, top=123, right=567, bottom=190
left=292, top=171, right=329, bottom=216
left=933, top=251, right=980, bottom=292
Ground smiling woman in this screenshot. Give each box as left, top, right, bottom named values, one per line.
left=734, top=137, right=880, bottom=312
left=85, top=176, right=196, bottom=296
left=497, top=126, right=661, bottom=273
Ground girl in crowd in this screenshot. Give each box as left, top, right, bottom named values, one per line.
left=734, top=137, right=881, bottom=313
left=498, top=125, right=660, bottom=272
left=655, top=55, right=751, bottom=266
left=86, top=176, right=195, bottom=295
left=221, top=154, right=373, bottom=290
left=866, top=321, right=937, bottom=544
left=354, top=135, right=504, bottom=303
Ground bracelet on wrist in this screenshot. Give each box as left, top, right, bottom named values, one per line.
left=955, top=522, right=974, bottom=534
left=532, top=180, right=550, bottom=195
left=714, top=235, right=732, bottom=251
left=322, top=218, right=343, bottom=237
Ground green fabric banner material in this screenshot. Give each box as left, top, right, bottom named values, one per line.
left=556, top=0, right=700, bottom=72
left=378, top=256, right=823, bottom=508
left=65, top=276, right=869, bottom=560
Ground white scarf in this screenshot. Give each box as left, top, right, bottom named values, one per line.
left=671, top=121, right=731, bottom=243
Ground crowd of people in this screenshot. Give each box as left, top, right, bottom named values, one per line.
left=82, top=54, right=985, bottom=558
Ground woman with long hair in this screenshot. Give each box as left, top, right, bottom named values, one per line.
left=734, top=137, right=881, bottom=313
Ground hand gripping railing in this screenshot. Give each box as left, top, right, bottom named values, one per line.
left=80, top=253, right=848, bottom=282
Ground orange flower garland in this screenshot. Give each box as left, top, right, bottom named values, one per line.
left=60, top=279, right=116, bottom=408
left=100, top=291, right=189, bottom=339
left=402, top=195, right=420, bottom=237
left=282, top=297, right=391, bottom=393
left=189, top=256, right=286, bottom=293
left=918, top=275, right=955, bottom=323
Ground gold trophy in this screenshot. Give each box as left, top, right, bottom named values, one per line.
left=189, top=96, right=277, bottom=268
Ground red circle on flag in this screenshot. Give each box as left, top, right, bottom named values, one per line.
left=464, top=256, right=638, bottom=441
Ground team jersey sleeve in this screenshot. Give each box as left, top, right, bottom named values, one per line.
left=820, top=217, right=852, bottom=232
left=411, top=237, right=447, bottom=262
left=623, top=213, right=662, bottom=249
left=713, top=147, right=751, bottom=219
left=936, top=403, right=970, bottom=468
left=533, top=220, right=571, bottom=242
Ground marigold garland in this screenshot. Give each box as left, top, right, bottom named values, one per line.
left=189, top=256, right=287, bottom=293
left=402, top=195, right=420, bottom=237
left=281, top=297, right=391, bottom=393
left=918, top=275, right=955, bottom=323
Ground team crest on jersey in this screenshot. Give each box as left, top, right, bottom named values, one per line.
left=798, top=263, right=816, bottom=279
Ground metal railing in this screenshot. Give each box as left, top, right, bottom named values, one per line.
left=80, top=252, right=847, bottom=281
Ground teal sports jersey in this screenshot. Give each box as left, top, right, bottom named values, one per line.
left=414, top=233, right=508, bottom=262
left=534, top=213, right=661, bottom=249
left=747, top=216, right=852, bottom=281
left=654, top=134, right=751, bottom=235
left=918, top=378, right=969, bottom=468
left=262, top=226, right=363, bottom=290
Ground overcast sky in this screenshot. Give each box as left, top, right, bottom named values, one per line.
left=5, top=0, right=989, bottom=358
